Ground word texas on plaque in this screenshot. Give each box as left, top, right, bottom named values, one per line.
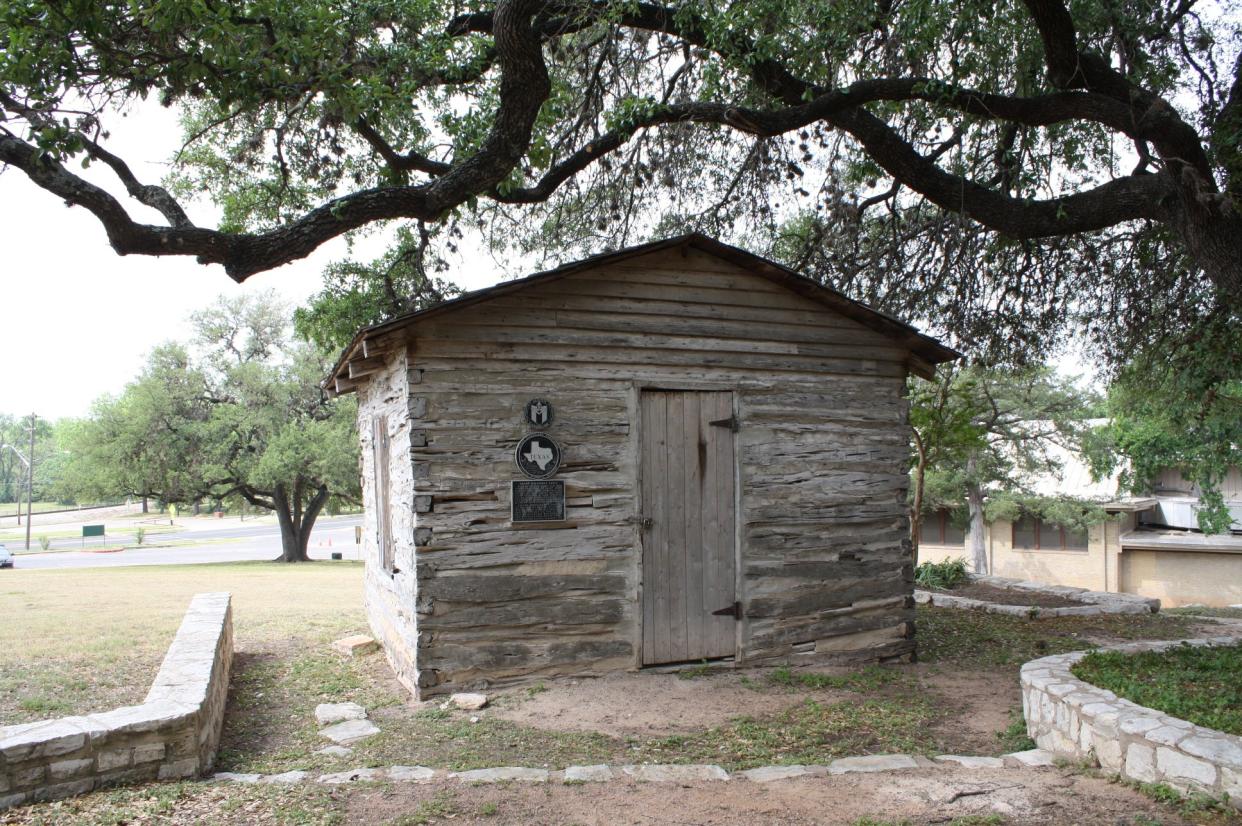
left=515, top=434, right=562, bottom=479
left=524, top=398, right=553, bottom=428
left=512, top=480, right=566, bottom=522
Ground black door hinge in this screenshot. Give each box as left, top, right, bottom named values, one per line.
left=712, top=601, right=742, bottom=620
left=708, top=415, right=739, bottom=432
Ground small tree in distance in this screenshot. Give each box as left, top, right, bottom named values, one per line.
left=66, top=293, right=360, bottom=562
left=909, top=365, right=1099, bottom=573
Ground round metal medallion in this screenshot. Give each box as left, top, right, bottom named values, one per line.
left=515, top=434, right=562, bottom=479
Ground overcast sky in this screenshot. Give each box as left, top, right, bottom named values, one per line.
left=0, top=103, right=506, bottom=422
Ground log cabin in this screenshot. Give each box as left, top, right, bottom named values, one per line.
left=325, top=233, right=959, bottom=698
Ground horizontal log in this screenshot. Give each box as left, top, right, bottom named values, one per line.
left=744, top=557, right=908, bottom=582
left=747, top=602, right=914, bottom=650
left=420, top=598, right=626, bottom=629
left=746, top=576, right=908, bottom=618
left=422, top=573, right=627, bottom=603
left=411, top=339, right=908, bottom=378
left=417, top=323, right=903, bottom=363
left=744, top=637, right=915, bottom=666
left=421, top=638, right=633, bottom=672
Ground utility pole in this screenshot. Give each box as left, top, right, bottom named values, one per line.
left=26, top=413, right=36, bottom=551
left=1, top=443, right=31, bottom=540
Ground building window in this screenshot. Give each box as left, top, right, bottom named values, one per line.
left=925, top=509, right=966, bottom=545
left=371, top=415, right=394, bottom=573
left=1012, top=517, right=1088, bottom=551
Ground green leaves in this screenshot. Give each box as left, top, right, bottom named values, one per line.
left=64, top=292, right=360, bottom=516
left=1093, top=303, right=1242, bottom=534
left=910, top=364, right=1101, bottom=514
left=293, top=223, right=461, bottom=350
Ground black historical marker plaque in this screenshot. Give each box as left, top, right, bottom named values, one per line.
left=514, top=433, right=562, bottom=478
left=511, top=480, right=566, bottom=522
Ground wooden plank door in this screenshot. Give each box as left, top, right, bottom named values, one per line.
left=640, top=390, right=737, bottom=665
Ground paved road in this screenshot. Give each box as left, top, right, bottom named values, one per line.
left=7, top=515, right=364, bottom=570
left=12, top=517, right=340, bottom=553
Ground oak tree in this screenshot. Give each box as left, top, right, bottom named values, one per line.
left=65, top=294, right=360, bottom=561
left=0, top=0, right=1238, bottom=354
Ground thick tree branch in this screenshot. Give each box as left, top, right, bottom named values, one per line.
left=3, top=0, right=1237, bottom=287
left=0, top=89, right=193, bottom=228
left=0, top=0, right=551, bottom=281
left=829, top=106, right=1171, bottom=238
left=353, top=117, right=451, bottom=176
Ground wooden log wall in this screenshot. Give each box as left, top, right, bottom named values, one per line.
left=361, top=246, right=917, bottom=696
left=356, top=348, right=422, bottom=695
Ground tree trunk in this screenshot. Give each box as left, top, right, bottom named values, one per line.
left=966, top=478, right=988, bottom=575
left=272, top=481, right=331, bottom=562
left=909, top=434, right=927, bottom=569
left=142, top=494, right=149, bottom=514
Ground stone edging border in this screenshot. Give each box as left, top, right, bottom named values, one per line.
left=916, top=573, right=1159, bottom=617
left=212, top=749, right=1062, bottom=787
left=1022, top=637, right=1241, bottom=809
left=0, top=593, right=233, bottom=810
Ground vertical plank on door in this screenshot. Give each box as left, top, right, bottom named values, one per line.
left=711, top=392, right=738, bottom=657
left=640, top=392, right=657, bottom=664
left=656, top=393, right=673, bottom=663
left=683, top=392, right=704, bottom=659
left=666, top=391, right=687, bottom=660
left=698, top=395, right=722, bottom=654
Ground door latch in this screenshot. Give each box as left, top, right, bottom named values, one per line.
left=642, top=517, right=653, bottom=530
left=712, top=601, right=742, bottom=620
left=708, top=415, right=739, bottom=432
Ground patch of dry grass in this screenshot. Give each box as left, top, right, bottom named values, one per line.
left=0, top=561, right=365, bottom=725
left=0, top=780, right=345, bottom=825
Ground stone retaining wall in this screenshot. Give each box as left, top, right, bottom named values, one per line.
left=0, top=592, right=233, bottom=809
left=916, top=573, right=1159, bottom=617
left=1022, top=638, right=1241, bottom=808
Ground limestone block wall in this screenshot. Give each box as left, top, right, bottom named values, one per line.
left=1022, top=639, right=1241, bottom=808
left=915, top=573, right=1158, bottom=617
left=0, top=593, right=233, bottom=809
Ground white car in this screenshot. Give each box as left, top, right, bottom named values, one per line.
left=0, top=544, right=12, bottom=568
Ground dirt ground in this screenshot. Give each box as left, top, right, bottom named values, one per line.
left=5, top=765, right=1229, bottom=826
left=489, top=663, right=1021, bottom=756
left=345, top=767, right=1223, bottom=826
left=489, top=669, right=824, bottom=737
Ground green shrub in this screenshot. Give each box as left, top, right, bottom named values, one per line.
left=915, top=557, right=969, bottom=589
left=37, top=535, right=50, bottom=551
left=135, top=527, right=146, bottom=545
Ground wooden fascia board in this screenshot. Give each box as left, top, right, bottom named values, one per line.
left=348, top=356, right=387, bottom=379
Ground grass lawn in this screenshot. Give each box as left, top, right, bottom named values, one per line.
left=0, top=561, right=365, bottom=724
left=0, top=524, right=178, bottom=550
left=1167, top=606, right=1242, bottom=620
left=0, top=502, right=73, bottom=519
left=1072, top=642, right=1242, bottom=736
left=0, top=564, right=1233, bottom=825
left=916, top=605, right=1197, bottom=668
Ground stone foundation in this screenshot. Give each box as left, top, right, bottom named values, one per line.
left=0, top=593, right=233, bottom=809
left=1021, top=638, right=1241, bottom=808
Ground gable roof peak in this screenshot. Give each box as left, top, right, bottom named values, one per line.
left=326, top=232, right=960, bottom=393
